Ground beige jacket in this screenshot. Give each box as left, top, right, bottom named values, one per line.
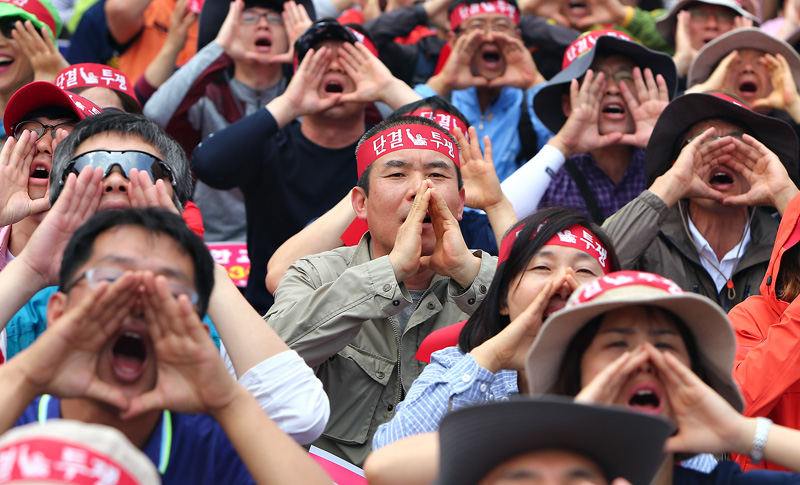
left=265, top=233, right=496, bottom=466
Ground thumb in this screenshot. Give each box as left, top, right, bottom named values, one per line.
left=85, top=381, right=130, bottom=412
left=28, top=197, right=51, bottom=215
left=121, top=390, right=165, bottom=420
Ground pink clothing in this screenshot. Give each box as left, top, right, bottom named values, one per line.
left=0, top=225, right=11, bottom=272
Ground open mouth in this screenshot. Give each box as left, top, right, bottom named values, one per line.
left=709, top=171, right=734, bottom=186
left=602, top=103, right=625, bottom=115
left=569, top=1, right=586, bottom=10
left=29, top=166, right=49, bottom=179
left=111, top=331, right=148, bottom=383
left=738, top=81, right=758, bottom=95
left=255, top=39, right=272, bottom=47
left=325, top=80, right=344, bottom=93
left=0, top=55, right=13, bottom=68
left=628, top=388, right=661, bottom=409
left=482, top=51, right=501, bottom=62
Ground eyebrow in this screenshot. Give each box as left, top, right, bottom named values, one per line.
left=534, top=250, right=596, bottom=262
left=381, top=159, right=455, bottom=170
left=94, top=255, right=193, bottom=284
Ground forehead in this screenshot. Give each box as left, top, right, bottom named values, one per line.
left=314, top=39, right=347, bottom=51
left=81, top=226, right=195, bottom=284
left=532, top=244, right=603, bottom=267
left=370, top=147, right=457, bottom=174
left=682, top=118, right=748, bottom=144
left=482, top=449, right=606, bottom=484
left=590, top=54, right=635, bottom=71
left=74, top=132, right=163, bottom=159
left=242, top=6, right=279, bottom=13
left=736, top=48, right=766, bottom=60
left=462, top=12, right=514, bottom=23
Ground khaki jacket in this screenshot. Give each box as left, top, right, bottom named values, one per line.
left=603, top=191, right=777, bottom=312
left=265, top=234, right=496, bottom=466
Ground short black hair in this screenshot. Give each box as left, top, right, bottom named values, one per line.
left=58, top=208, right=215, bottom=316
left=20, top=106, right=80, bottom=123
left=49, top=112, right=192, bottom=210
left=356, top=115, right=463, bottom=196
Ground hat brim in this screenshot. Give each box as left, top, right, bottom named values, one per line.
left=525, top=286, right=745, bottom=413
left=436, top=396, right=673, bottom=485
left=533, top=36, right=678, bottom=133
left=655, top=0, right=759, bottom=42
left=4, top=81, right=91, bottom=135
left=688, top=28, right=800, bottom=89
left=0, top=4, right=52, bottom=37
left=644, top=92, right=800, bottom=187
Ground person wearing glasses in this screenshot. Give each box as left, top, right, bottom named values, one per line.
left=417, top=0, right=549, bottom=183
left=1, top=110, right=331, bottom=447
left=603, top=91, right=800, bottom=311
left=143, top=0, right=314, bottom=246
left=0, top=208, right=332, bottom=485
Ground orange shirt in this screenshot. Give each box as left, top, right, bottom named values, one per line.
left=117, top=0, right=198, bottom=82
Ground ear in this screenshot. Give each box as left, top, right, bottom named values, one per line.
left=352, top=186, right=368, bottom=221
left=456, top=186, right=465, bottom=221
left=499, top=305, right=509, bottom=316
left=46, top=291, right=69, bottom=328
left=561, top=92, right=571, bottom=118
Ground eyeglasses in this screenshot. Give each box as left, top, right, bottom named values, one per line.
left=0, top=18, right=46, bottom=39
left=13, top=120, right=77, bottom=141
left=456, top=19, right=516, bottom=34
left=240, top=10, right=283, bottom=25
left=591, top=67, right=635, bottom=85
left=688, top=7, right=737, bottom=25
left=60, top=150, right=176, bottom=187
left=62, top=267, right=199, bottom=305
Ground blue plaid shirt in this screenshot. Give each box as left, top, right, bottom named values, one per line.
left=539, top=149, right=646, bottom=221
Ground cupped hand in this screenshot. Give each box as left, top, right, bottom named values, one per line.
left=486, top=33, right=542, bottom=90
left=268, top=0, right=313, bottom=64
left=128, top=168, right=180, bottom=214
left=0, top=131, right=48, bottom=227
left=12, top=20, right=69, bottom=82
left=618, top=68, right=669, bottom=148
left=440, top=30, right=490, bottom=91
left=337, top=41, right=395, bottom=104
left=124, top=273, right=238, bottom=418
left=389, top=181, right=432, bottom=282
left=456, top=126, right=504, bottom=211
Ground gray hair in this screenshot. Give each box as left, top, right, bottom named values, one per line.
left=49, top=111, right=192, bottom=210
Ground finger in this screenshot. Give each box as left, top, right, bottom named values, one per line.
left=618, top=77, right=639, bottom=112
left=655, top=73, right=669, bottom=102
left=405, top=181, right=433, bottom=228
left=127, top=168, right=148, bottom=208
left=643, top=67, right=659, bottom=101
left=484, top=135, right=493, bottom=165
left=84, top=380, right=130, bottom=411
left=632, top=67, right=648, bottom=102
left=154, top=179, right=180, bottom=214
left=452, top=127, right=469, bottom=165
left=122, top=391, right=167, bottom=420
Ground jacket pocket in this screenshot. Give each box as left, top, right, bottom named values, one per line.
left=317, top=345, right=395, bottom=445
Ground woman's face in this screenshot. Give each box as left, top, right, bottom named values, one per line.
left=579, top=306, right=692, bottom=418
left=503, top=244, right=604, bottom=322
left=0, top=29, right=33, bottom=96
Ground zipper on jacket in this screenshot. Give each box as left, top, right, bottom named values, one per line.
left=391, top=316, right=404, bottom=406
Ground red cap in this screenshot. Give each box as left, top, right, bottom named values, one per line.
left=4, top=81, right=102, bottom=135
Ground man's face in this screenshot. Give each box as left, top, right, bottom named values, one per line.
left=353, top=146, right=465, bottom=258
left=456, top=14, right=518, bottom=81
left=722, top=49, right=771, bottom=107
left=314, top=40, right=361, bottom=118
left=50, top=225, right=197, bottom=400
left=685, top=3, right=738, bottom=50
left=71, top=132, right=175, bottom=212
left=681, top=118, right=751, bottom=210
left=238, top=7, right=289, bottom=60
left=478, top=449, right=608, bottom=485
left=19, top=116, right=78, bottom=204
left=587, top=55, right=638, bottom=135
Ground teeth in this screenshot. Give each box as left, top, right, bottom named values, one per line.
left=636, top=390, right=654, bottom=396
left=124, top=332, right=142, bottom=340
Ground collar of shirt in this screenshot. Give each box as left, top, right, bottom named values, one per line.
left=687, top=215, right=751, bottom=293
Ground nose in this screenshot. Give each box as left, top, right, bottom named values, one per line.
left=327, top=49, right=344, bottom=73
left=103, top=167, right=129, bottom=194
left=705, top=13, right=719, bottom=29
left=605, top=75, right=621, bottom=95
left=35, top=129, right=55, bottom=155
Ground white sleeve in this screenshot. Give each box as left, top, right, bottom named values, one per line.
left=238, top=349, right=330, bottom=445
left=500, top=144, right=567, bottom=219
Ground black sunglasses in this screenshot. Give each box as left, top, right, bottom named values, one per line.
left=60, top=150, right=176, bottom=187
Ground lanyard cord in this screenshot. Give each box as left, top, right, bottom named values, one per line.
left=679, top=202, right=755, bottom=301
left=38, top=395, right=172, bottom=475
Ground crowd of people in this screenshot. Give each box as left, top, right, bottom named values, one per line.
left=4, top=0, right=800, bottom=482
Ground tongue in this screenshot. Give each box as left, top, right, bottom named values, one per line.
left=113, top=354, right=143, bottom=377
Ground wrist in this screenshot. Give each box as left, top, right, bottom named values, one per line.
left=618, top=5, right=634, bottom=26
left=547, top=135, right=573, bottom=158
left=266, top=95, right=301, bottom=127
left=469, top=344, right=502, bottom=374
left=451, top=254, right=481, bottom=289
left=648, top=173, right=685, bottom=208
left=209, top=385, right=251, bottom=423
left=426, top=73, right=452, bottom=98
left=772, top=184, right=799, bottom=215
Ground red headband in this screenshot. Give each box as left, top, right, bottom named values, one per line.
left=572, top=271, right=683, bottom=304
left=0, top=438, right=140, bottom=484
left=562, top=29, right=632, bottom=70
left=56, top=63, right=138, bottom=104
left=408, top=109, right=469, bottom=140
left=356, top=124, right=460, bottom=177
left=498, top=223, right=610, bottom=272
left=449, top=0, right=519, bottom=30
